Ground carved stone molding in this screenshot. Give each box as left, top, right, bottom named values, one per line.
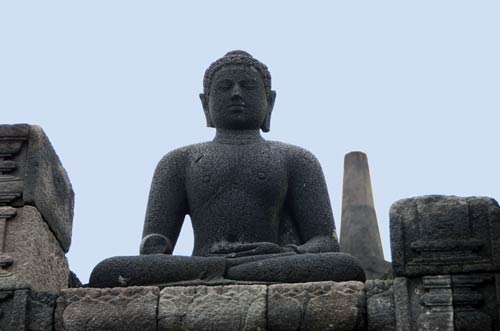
left=451, top=274, right=497, bottom=331
left=417, top=276, right=454, bottom=331
left=390, top=195, right=500, bottom=277
left=0, top=207, right=16, bottom=278
left=0, top=125, right=29, bottom=207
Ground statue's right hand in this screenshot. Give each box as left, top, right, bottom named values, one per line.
left=140, top=234, right=173, bottom=255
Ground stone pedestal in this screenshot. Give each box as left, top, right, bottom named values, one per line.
left=157, top=281, right=366, bottom=331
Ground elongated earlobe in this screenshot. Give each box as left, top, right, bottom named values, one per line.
left=261, top=90, right=276, bottom=132
left=199, top=93, right=215, bottom=128
left=261, top=112, right=271, bottom=132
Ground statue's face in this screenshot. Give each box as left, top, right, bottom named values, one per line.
left=206, top=65, right=271, bottom=130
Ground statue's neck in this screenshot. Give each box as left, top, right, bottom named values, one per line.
left=213, top=128, right=264, bottom=145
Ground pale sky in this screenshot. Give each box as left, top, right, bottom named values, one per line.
left=1, top=1, right=499, bottom=283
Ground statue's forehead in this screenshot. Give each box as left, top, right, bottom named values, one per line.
left=212, top=65, right=260, bottom=81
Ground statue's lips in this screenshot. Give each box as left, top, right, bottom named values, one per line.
left=228, top=104, right=246, bottom=112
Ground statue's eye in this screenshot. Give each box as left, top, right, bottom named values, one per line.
left=217, top=80, right=233, bottom=91
left=240, top=80, right=257, bottom=90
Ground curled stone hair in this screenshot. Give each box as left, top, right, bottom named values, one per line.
left=203, top=50, right=272, bottom=97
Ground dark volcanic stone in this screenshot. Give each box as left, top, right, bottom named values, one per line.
left=89, top=255, right=227, bottom=287
left=90, top=50, right=365, bottom=286
left=226, top=252, right=366, bottom=283
left=68, top=270, right=82, bottom=288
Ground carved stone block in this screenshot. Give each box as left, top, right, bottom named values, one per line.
left=393, top=274, right=500, bottom=331
left=390, top=195, right=500, bottom=277
left=451, top=273, right=499, bottom=331
left=55, top=287, right=159, bottom=331
left=0, top=124, right=74, bottom=252
left=0, top=289, right=28, bottom=331
left=28, top=291, right=58, bottom=331
left=394, top=276, right=454, bottom=331
left=366, top=280, right=395, bottom=331
left=0, top=206, right=68, bottom=292
left=158, top=285, right=267, bottom=331
left=267, top=281, right=366, bottom=331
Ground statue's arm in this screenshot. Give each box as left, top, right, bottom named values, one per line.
left=287, top=148, right=340, bottom=253
left=140, top=149, right=189, bottom=255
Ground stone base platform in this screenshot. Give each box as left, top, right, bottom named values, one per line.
left=53, top=281, right=366, bottom=331
left=1, top=281, right=367, bottom=331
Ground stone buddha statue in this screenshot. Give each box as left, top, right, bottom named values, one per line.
left=89, top=51, right=365, bottom=287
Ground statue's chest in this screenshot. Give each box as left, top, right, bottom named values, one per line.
left=185, top=144, right=288, bottom=205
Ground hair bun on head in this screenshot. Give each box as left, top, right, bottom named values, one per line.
left=224, top=50, right=253, bottom=58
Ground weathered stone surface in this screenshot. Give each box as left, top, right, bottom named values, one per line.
left=0, top=289, right=28, bottom=331
left=417, top=276, right=454, bottom=331
left=159, top=285, right=266, bottom=331
left=267, top=281, right=366, bottom=331
left=393, top=278, right=411, bottom=331
left=1, top=206, right=68, bottom=291
left=390, top=195, right=500, bottom=277
left=340, top=151, right=391, bottom=279
left=28, top=291, right=58, bottom=331
left=55, top=286, right=159, bottom=331
left=366, top=280, right=395, bottom=331
left=451, top=273, right=499, bottom=331
left=0, top=124, right=74, bottom=252
left=393, top=276, right=457, bottom=331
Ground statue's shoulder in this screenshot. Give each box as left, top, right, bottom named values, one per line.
left=266, top=141, right=321, bottom=166
left=155, top=142, right=212, bottom=170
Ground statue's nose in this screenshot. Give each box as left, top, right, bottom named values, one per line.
left=230, top=84, right=243, bottom=99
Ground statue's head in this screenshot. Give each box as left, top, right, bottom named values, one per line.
left=200, top=51, right=276, bottom=132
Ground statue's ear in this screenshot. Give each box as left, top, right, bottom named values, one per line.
left=199, top=93, right=215, bottom=128
left=261, top=90, right=276, bottom=133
